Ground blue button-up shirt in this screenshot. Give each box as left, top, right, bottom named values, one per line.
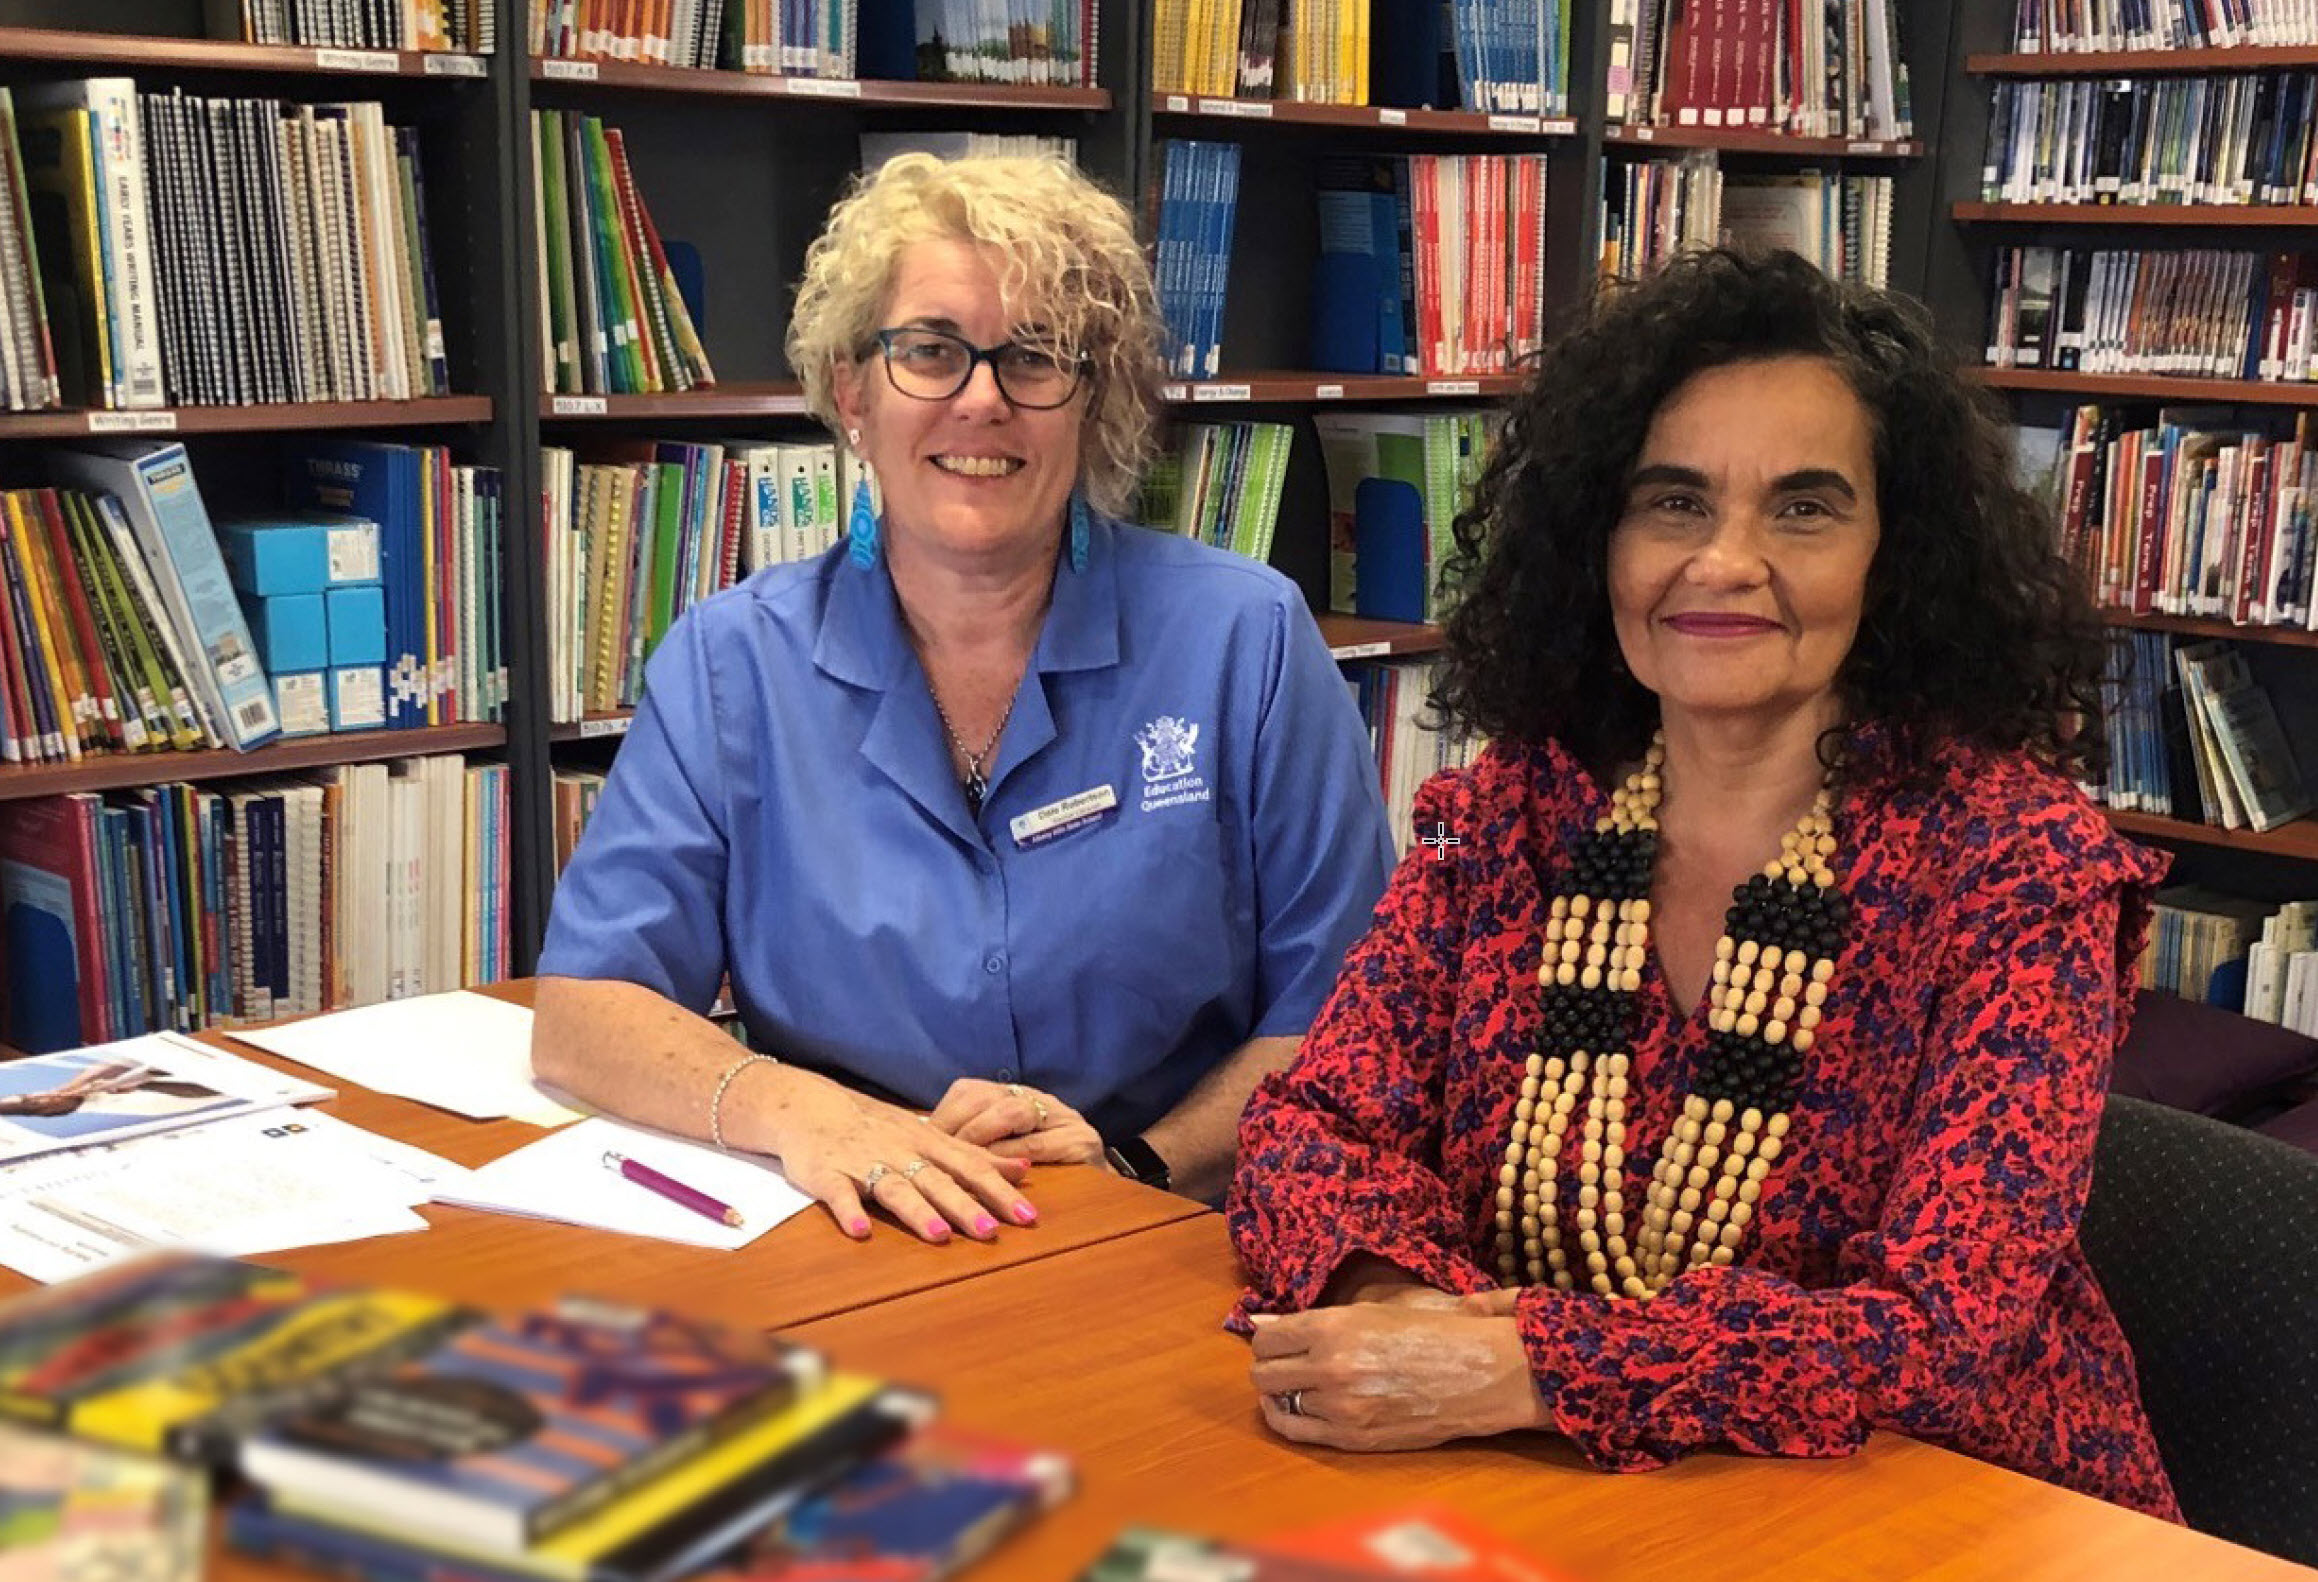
left=537, top=516, right=1396, bottom=1140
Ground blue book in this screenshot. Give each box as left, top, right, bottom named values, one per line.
left=285, top=443, right=425, bottom=730
left=1354, top=477, right=1428, bottom=623
left=97, top=804, right=143, bottom=1037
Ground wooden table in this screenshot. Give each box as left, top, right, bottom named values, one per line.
left=791, top=1216, right=2316, bottom=1582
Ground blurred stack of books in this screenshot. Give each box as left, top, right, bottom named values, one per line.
left=0, top=1251, right=1072, bottom=1581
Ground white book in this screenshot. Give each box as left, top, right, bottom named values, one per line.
left=2203, top=674, right=2315, bottom=833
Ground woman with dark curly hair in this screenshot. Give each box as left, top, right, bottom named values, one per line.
left=1225, top=249, right=2178, bottom=1518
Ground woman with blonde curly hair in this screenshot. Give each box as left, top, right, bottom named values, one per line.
left=535, top=154, right=1393, bottom=1244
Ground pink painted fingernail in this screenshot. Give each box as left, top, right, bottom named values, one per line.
left=926, top=1221, right=951, bottom=1241
left=1012, top=1201, right=1038, bottom=1224
left=974, top=1215, right=998, bottom=1235
left=848, top=1219, right=871, bottom=1238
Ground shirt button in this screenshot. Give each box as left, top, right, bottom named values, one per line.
left=983, top=954, right=1005, bottom=975
left=996, top=1067, right=1016, bottom=1083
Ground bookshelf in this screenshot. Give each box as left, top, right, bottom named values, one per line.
left=0, top=723, right=508, bottom=802
left=0, top=398, right=496, bottom=439
left=1603, top=126, right=1922, bottom=158
left=1930, top=3, right=2318, bottom=884
left=0, top=25, right=492, bottom=79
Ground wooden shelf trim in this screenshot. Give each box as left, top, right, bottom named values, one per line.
left=0, top=26, right=490, bottom=77
left=2101, top=609, right=2318, bottom=649
left=1153, top=94, right=1577, bottom=137
left=530, top=58, right=1109, bottom=109
left=2107, top=807, right=2318, bottom=860
left=541, top=384, right=811, bottom=419
left=1968, top=45, right=2318, bottom=75
left=0, top=725, right=507, bottom=803
left=0, top=397, right=494, bottom=439
left=1160, top=372, right=1525, bottom=404
left=1605, top=124, right=1921, bottom=157
left=1953, top=201, right=2318, bottom=226
left=1974, top=367, right=2318, bottom=406
left=1315, top=616, right=1446, bottom=661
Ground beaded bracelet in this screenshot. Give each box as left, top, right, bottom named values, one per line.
left=709, top=1051, right=778, bottom=1152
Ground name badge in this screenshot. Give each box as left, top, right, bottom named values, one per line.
left=1011, top=784, right=1119, bottom=850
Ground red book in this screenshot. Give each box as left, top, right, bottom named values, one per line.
left=1256, top=1504, right=1587, bottom=1581
left=2234, top=440, right=2275, bottom=626
left=2134, top=438, right=2167, bottom=616
left=0, top=791, right=111, bottom=1050
left=31, top=488, right=124, bottom=750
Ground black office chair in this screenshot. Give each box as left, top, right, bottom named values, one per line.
left=2078, top=1093, right=2318, bottom=1566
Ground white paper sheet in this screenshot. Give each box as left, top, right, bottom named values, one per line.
left=0, top=1031, right=333, bottom=1168
left=0, top=1108, right=448, bottom=1282
left=435, top=1116, right=813, bottom=1250
left=229, top=991, right=581, bottom=1125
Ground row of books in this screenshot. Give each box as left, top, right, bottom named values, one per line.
left=0, top=1252, right=1073, bottom=1582
left=1151, top=0, right=1368, bottom=104
left=530, top=0, right=730, bottom=65
left=211, top=0, right=497, bottom=51
left=1152, top=139, right=1241, bottom=382
left=1981, top=75, right=2318, bottom=209
left=534, top=110, right=715, bottom=399
left=712, top=0, right=859, bottom=76
left=1314, top=407, right=1498, bottom=619
left=1347, top=658, right=1484, bottom=858
left=1155, top=0, right=1572, bottom=114
left=1139, top=419, right=1293, bottom=562
left=1610, top=0, right=1913, bottom=140
left=1311, top=153, right=1549, bottom=379
left=1986, top=247, right=2318, bottom=384
left=542, top=438, right=865, bottom=721
left=2092, top=632, right=2311, bottom=832
left=1599, top=154, right=1893, bottom=288
left=12, top=81, right=451, bottom=413
left=2009, top=0, right=2318, bottom=53
left=2242, top=900, right=2318, bottom=1033
left=905, top=0, right=1100, bottom=86
left=2144, top=886, right=2274, bottom=1008
left=0, top=94, right=60, bottom=414
left=0, top=754, right=509, bottom=1053
left=2030, top=406, right=2318, bottom=626
left=860, top=130, right=1077, bottom=168
left=552, top=764, right=606, bottom=871
left=526, top=0, right=1101, bottom=83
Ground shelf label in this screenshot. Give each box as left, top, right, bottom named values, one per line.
left=1542, top=117, right=1577, bottom=136
left=789, top=77, right=864, bottom=97
left=549, top=395, right=608, bottom=415
left=578, top=716, right=631, bottom=739
left=541, top=58, right=599, bottom=80
left=1632, top=125, right=1656, bottom=140
left=1192, top=382, right=1252, bottom=402
left=1197, top=98, right=1271, bottom=118
left=1330, top=641, right=1392, bottom=660
left=1158, top=382, right=1189, bottom=402
left=315, top=47, right=400, bottom=72
left=86, top=410, right=177, bottom=433
left=1487, top=114, right=1543, bottom=133
left=1846, top=139, right=1888, bottom=154
left=1376, top=107, right=1407, bottom=125
left=1426, top=379, right=1481, bottom=396
left=423, top=53, right=489, bottom=76
left=1313, top=383, right=1345, bottom=400
left=1164, top=94, right=1189, bottom=112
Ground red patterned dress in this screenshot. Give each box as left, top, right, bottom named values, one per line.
left=1228, top=728, right=2180, bottom=1518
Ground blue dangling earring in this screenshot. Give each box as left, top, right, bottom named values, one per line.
left=1068, top=491, right=1091, bottom=573
left=847, top=474, right=878, bottom=567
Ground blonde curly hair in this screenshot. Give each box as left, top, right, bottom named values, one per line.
left=787, top=153, right=1163, bottom=519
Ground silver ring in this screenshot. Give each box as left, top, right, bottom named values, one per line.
left=1030, top=1096, right=1050, bottom=1128
left=1004, top=1082, right=1024, bottom=1097
left=862, top=1162, right=893, bottom=1191
left=1275, top=1389, right=1306, bottom=1418
left=901, top=1159, right=929, bottom=1180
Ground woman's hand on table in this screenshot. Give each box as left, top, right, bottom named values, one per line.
left=927, top=1078, right=1106, bottom=1167
left=754, top=1067, right=1038, bottom=1245
left=1247, top=1305, right=1548, bottom=1450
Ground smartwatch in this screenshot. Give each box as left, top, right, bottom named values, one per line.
left=1104, top=1133, right=1173, bottom=1192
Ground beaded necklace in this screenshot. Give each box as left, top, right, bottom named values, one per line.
left=1493, top=731, right=1849, bottom=1298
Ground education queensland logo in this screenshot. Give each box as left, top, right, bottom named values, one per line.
left=1135, top=715, right=1211, bottom=813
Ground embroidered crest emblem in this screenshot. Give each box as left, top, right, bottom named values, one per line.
left=1134, top=716, right=1201, bottom=785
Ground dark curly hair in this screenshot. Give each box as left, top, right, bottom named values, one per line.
left=1433, top=248, right=2106, bottom=784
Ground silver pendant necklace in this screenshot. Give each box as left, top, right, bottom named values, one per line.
left=929, top=672, right=1026, bottom=818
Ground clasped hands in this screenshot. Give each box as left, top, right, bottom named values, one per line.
left=1248, top=1264, right=1549, bottom=1451
left=769, top=1070, right=1105, bottom=1244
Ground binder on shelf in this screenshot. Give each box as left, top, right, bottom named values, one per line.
left=50, top=442, right=280, bottom=752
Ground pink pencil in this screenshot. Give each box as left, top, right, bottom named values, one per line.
left=601, top=1150, right=743, bottom=1228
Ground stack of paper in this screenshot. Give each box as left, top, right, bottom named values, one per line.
left=229, top=991, right=581, bottom=1125
left=436, top=1117, right=813, bottom=1250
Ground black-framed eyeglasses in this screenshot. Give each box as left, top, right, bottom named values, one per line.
left=871, top=327, right=1090, bottom=409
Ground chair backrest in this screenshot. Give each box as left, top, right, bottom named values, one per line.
left=2079, top=1094, right=2318, bottom=1565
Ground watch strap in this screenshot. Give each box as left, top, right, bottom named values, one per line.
left=1104, top=1133, right=1172, bottom=1191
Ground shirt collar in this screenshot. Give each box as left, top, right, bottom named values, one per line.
left=809, top=511, right=1123, bottom=691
